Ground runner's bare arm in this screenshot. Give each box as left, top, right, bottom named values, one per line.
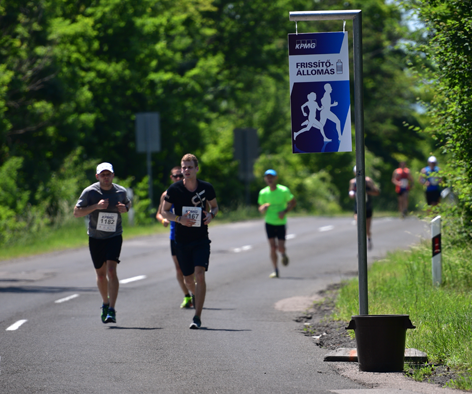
left=161, top=201, right=177, bottom=222
left=366, top=179, right=380, bottom=196
left=156, top=191, right=169, bottom=227
left=418, top=169, right=426, bottom=185
left=278, top=197, right=296, bottom=219
left=348, top=179, right=356, bottom=199
left=74, top=199, right=109, bottom=218
left=203, top=198, right=219, bottom=225
left=391, top=170, right=399, bottom=186
left=116, top=201, right=129, bottom=213
left=286, top=197, right=296, bottom=213
left=258, top=203, right=270, bottom=213
left=161, top=200, right=195, bottom=226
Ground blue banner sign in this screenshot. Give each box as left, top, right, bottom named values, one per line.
left=289, top=32, right=352, bottom=153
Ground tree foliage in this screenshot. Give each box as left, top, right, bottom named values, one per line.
left=0, top=0, right=435, bottom=244
left=407, top=0, right=472, bottom=237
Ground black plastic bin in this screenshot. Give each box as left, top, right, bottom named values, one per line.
left=346, top=315, right=415, bottom=372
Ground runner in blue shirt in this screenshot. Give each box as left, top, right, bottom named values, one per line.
left=419, top=156, right=442, bottom=207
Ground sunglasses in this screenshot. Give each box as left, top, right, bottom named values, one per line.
left=171, top=174, right=183, bottom=179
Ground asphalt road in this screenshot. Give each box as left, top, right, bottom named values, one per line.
left=0, top=216, right=429, bottom=394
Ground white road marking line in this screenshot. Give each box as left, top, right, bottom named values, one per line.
left=55, top=294, right=80, bottom=304
left=286, top=234, right=296, bottom=240
left=378, top=217, right=393, bottom=222
left=6, top=320, right=27, bottom=331
left=319, top=225, right=334, bottom=232
left=232, top=245, right=252, bottom=253
left=119, top=275, right=147, bottom=284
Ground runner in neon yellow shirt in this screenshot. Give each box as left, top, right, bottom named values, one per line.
left=258, top=169, right=296, bottom=278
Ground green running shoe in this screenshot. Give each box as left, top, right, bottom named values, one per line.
left=180, top=296, right=193, bottom=309
left=101, top=304, right=109, bottom=324
left=105, top=308, right=116, bottom=324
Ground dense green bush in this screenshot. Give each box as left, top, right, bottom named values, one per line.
left=409, top=0, right=472, bottom=238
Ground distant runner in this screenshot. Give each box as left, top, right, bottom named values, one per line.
left=349, top=166, right=380, bottom=251
left=162, top=154, right=218, bottom=330
left=156, top=166, right=193, bottom=309
left=391, top=161, right=414, bottom=218
left=419, top=156, right=442, bottom=208
left=74, top=162, right=131, bottom=324
left=258, top=169, right=297, bottom=278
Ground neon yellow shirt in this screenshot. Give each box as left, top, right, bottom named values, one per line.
left=258, top=184, right=294, bottom=225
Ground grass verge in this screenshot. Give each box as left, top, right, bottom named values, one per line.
left=333, top=238, right=472, bottom=390
left=0, top=209, right=411, bottom=261
left=0, top=219, right=168, bottom=261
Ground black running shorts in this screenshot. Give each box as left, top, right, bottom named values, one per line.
left=354, top=206, right=373, bottom=219
left=426, top=190, right=441, bottom=205
left=175, top=238, right=211, bottom=277
left=88, top=235, right=122, bottom=270
left=170, top=239, right=177, bottom=257
left=265, top=223, right=286, bottom=240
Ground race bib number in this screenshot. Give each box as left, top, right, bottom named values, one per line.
left=97, top=212, right=118, bottom=232
left=430, top=177, right=439, bottom=186
left=400, top=179, right=409, bottom=188
left=182, top=206, right=202, bottom=227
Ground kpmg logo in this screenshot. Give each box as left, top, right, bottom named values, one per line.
left=295, top=39, right=317, bottom=50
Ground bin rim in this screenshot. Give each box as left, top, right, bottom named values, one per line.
left=350, top=314, right=411, bottom=318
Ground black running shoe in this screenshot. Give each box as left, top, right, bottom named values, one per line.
left=189, top=315, right=201, bottom=329
left=105, top=308, right=116, bottom=324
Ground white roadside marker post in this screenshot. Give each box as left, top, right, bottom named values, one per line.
left=431, top=215, right=442, bottom=286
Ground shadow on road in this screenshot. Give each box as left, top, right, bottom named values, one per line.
left=0, top=285, right=96, bottom=294
left=108, top=326, right=162, bottom=331
left=199, top=328, right=252, bottom=332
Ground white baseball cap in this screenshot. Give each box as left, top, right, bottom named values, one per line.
left=428, top=156, right=437, bottom=163
left=96, top=162, right=114, bottom=174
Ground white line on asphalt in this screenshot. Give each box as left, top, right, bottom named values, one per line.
left=286, top=234, right=296, bottom=240
left=232, top=245, right=252, bottom=253
left=6, top=320, right=27, bottom=331
left=378, top=217, right=393, bottom=222
left=119, top=275, right=147, bottom=284
left=55, top=294, right=80, bottom=304
left=319, top=225, right=334, bottom=232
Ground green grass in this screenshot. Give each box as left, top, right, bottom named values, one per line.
left=0, top=208, right=414, bottom=261
left=0, top=206, right=265, bottom=261
left=0, top=219, right=168, bottom=261
left=333, top=239, right=472, bottom=390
